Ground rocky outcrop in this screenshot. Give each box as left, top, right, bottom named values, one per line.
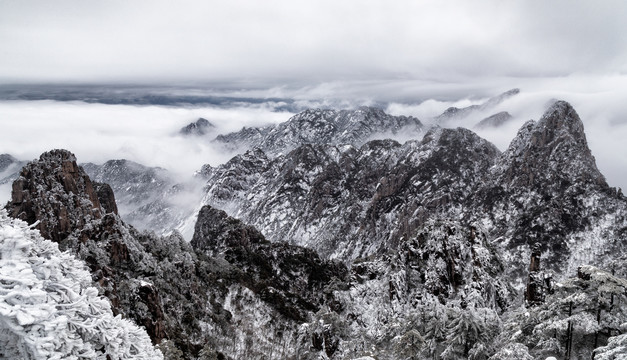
left=93, top=181, right=118, bottom=215
left=524, top=243, right=552, bottom=306
left=191, top=205, right=349, bottom=322
left=6, top=149, right=103, bottom=242
left=185, top=126, right=501, bottom=260
left=4, top=150, right=351, bottom=359
left=191, top=205, right=266, bottom=255
left=476, top=101, right=627, bottom=276
left=495, top=100, right=606, bottom=189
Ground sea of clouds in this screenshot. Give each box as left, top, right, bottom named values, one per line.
left=1, top=78, right=626, bottom=208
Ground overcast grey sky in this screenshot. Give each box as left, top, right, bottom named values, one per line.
left=1, top=0, right=627, bottom=192
left=1, top=0, right=626, bottom=85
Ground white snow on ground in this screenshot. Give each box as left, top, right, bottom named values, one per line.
left=0, top=209, right=162, bottom=360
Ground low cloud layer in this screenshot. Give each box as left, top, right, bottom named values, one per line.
left=1, top=76, right=627, bottom=197
left=385, top=75, right=627, bottom=193
left=0, top=100, right=291, bottom=177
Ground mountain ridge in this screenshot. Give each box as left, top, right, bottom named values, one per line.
left=2, top=98, right=627, bottom=359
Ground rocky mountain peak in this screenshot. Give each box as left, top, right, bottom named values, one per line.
left=179, top=117, right=215, bottom=136
left=5, top=149, right=112, bottom=242
left=212, top=106, right=423, bottom=158
left=191, top=205, right=267, bottom=256
left=418, top=126, right=501, bottom=172
left=532, top=100, right=587, bottom=148
left=496, top=100, right=606, bottom=189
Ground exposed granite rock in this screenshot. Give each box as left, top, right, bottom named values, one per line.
left=476, top=100, right=626, bottom=277
left=186, top=100, right=627, bottom=283
left=191, top=205, right=266, bottom=255
left=191, top=204, right=349, bottom=323
left=4, top=150, right=350, bottom=359
left=6, top=149, right=103, bottom=242
left=186, top=126, right=500, bottom=260
left=495, top=100, right=606, bottom=189
left=93, top=181, right=118, bottom=215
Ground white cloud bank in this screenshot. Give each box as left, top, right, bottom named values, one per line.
left=1, top=75, right=626, bottom=196
left=0, top=100, right=291, bottom=177
left=384, top=75, right=627, bottom=192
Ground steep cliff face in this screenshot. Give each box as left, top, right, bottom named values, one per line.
left=475, top=101, right=627, bottom=277
left=6, top=150, right=105, bottom=242
left=3, top=150, right=352, bottom=359
left=3, top=150, right=171, bottom=345
left=191, top=205, right=348, bottom=324
left=184, top=126, right=501, bottom=260
left=185, top=101, right=627, bottom=284
left=494, top=101, right=605, bottom=189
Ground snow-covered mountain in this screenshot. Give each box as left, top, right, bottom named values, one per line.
left=3, top=150, right=350, bottom=359
left=81, top=159, right=197, bottom=235
left=212, top=106, right=424, bottom=157
left=98, top=106, right=426, bottom=237
left=182, top=127, right=499, bottom=259
left=3, top=99, right=627, bottom=359
left=474, top=111, right=513, bottom=129
left=435, top=88, right=520, bottom=126
left=179, top=117, right=216, bottom=136
left=183, top=101, right=627, bottom=283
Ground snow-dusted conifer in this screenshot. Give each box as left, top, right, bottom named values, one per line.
left=0, top=209, right=162, bottom=359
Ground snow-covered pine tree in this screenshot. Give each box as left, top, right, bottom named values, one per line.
left=0, top=209, right=162, bottom=359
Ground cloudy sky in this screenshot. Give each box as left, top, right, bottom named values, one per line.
left=1, top=0, right=626, bottom=86
left=1, top=0, right=627, bottom=191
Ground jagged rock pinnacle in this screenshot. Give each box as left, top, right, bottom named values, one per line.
left=5, top=149, right=111, bottom=242
left=497, top=100, right=606, bottom=189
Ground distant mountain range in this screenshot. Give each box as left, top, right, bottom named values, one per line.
left=2, top=92, right=626, bottom=359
